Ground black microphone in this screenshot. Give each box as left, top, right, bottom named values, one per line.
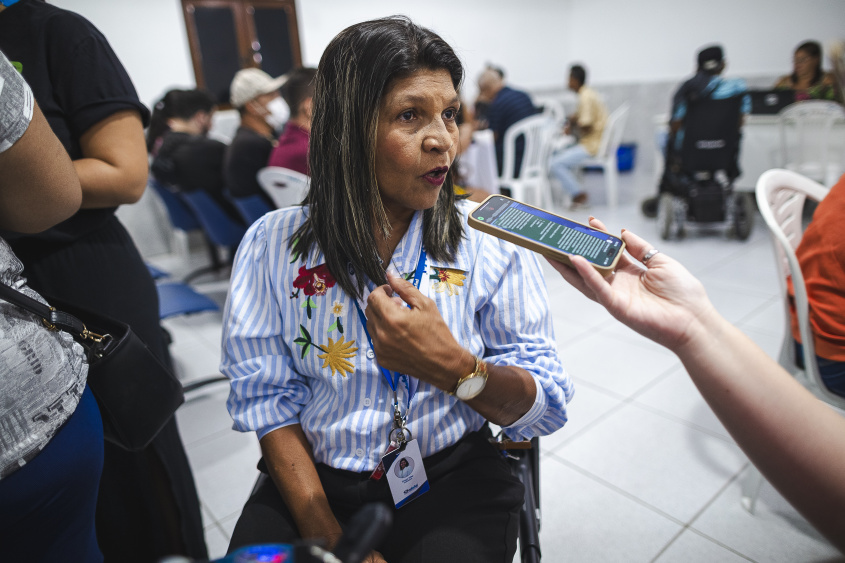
left=331, top=503, right=393, bottom=563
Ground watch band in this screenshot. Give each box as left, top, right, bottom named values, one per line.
left=448, top=356, right=488, bottom=397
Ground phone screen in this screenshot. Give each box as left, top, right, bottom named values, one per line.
left=471, top=196, right=623, bottom=267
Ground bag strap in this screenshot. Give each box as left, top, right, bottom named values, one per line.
left=0, top=280, right=99, bottom=341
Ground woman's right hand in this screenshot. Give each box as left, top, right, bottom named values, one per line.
left=547, top=217, right=719, bottom=354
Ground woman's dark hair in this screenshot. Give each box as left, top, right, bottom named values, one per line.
left=291, top=16, right=465, bottom=299
left=146, top=89, right=216, bottom=152
left=792, top=41, right=824, bottom=86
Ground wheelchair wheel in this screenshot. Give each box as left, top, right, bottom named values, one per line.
left=730, top=192, right=754, bottom=241
left=658, top=193, right=680, bottom=240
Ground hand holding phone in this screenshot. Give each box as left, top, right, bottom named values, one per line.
left=468, top=195, right=625, bottom=275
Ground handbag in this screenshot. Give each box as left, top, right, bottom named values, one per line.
left=0, top=281, right=184, bottom=451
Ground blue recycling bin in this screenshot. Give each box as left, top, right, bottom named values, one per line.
left=617, top=143, right=636, bottom=172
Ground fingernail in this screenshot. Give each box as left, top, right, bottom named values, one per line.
left=621, top=228, right=627, bottom=233
left=588, top=216, right=595, bottom=221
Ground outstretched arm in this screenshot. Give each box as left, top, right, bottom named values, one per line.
left=549, top=217, right=845, bottom=552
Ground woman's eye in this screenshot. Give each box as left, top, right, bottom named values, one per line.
left=399, top=110, right=415, bottom=121
left=443, top=109, right=457, bottom=120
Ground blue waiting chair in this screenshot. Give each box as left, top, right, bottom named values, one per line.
left=149, top=179, right=223, bottom=278
left=231, top=194, right=273, bottom=226
left=146, top=265, right=227, bottom=392
left=178, top=190, right=247, bottom=282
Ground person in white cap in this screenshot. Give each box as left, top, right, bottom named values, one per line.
left=224, top=67, right=289, bottom=205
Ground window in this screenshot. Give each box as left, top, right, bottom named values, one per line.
left=182, top=0, right=302, bottom=106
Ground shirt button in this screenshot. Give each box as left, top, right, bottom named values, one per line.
left=356, top=448, right=364, bottom=457
left=363, top=398, right=372, bottom=407
left=366, top=349, right=375, bottom=359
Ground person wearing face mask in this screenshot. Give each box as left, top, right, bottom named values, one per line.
left=148, top=88, right=243, bottom=223
left=224, top=68, right=289, bottom=207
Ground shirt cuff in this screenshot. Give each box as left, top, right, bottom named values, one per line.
left=502, top=376, right=547, bottom=435
left=255, top=418, right=299, bottom=441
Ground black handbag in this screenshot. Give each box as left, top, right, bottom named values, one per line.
left=0, top=282, right=184, bottom=451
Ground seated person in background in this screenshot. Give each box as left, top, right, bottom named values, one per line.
left=221, top=16, right=572, bottom=563
left=548, top=64, right=607, bottom=208
left=548, top=217, right=845, bottom=553
left=642, top=45, right=749, bottom=217
left=788, top=173, right=845, bottom=396
left=453, top=99, right=494, bottom=203
left=476, top=65, right=537, bottom=177
left=774, top=41, right=843, bottom=103
left=148, top=88, right=242, bottom=223
left=224, top=68, right=288, bottom=207
left=267, top=67, right=316, bottom=176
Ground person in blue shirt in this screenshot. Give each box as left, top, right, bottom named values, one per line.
left=476, top=66, right=537, bottom=177
left=221, top=16, right=572, bottom=563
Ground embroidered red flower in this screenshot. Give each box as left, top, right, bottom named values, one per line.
left=293, top=264, right=337, bottom=296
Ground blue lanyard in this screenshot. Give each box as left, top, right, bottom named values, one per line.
left=354, top=245, right=427, bottom=413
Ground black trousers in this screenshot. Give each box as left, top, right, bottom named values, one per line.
left=10, top=217, right=207, bottom=562
left=230, top=427, right=524, bottom=563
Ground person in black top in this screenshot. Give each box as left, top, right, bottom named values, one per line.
left=149, top=88, right=243, bottom=224
left=0, top=1, right=207, bottom=561
left=224, top=68, right=288, bottom=207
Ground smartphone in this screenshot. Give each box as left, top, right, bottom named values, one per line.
left=468, top=195, right=625, bottom=275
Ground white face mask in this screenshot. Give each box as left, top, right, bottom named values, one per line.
left=264, top=97, right=290, bottom=130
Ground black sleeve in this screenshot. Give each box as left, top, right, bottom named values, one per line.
left=45, top=12, right=150, bottom=140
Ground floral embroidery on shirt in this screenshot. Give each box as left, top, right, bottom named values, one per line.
left=430, top=267, right=466, bottom=296
left=329, top=300, right=345, bottom=334
left=293, top=324, right=358, bottom=377
left=292, top=264, right=337, bottom=318
left=316, top=336, right=358, bottom=377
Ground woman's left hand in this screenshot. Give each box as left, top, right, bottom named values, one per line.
left=365, top=272, right=473, bottom=389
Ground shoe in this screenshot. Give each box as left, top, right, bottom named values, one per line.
left=569, top=192, right=589, bottom=210
left=641, top=196, right=658, bottom=218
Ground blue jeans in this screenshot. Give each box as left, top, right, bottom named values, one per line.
left=549, top=143, right=590, bottom=197
left=0, top=386, right=104, bottom=562
left=795, top=341, right=845, bottom=398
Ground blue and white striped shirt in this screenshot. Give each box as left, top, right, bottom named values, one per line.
left=221, top=201, right=573, bottom=472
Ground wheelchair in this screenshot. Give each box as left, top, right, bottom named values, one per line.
left=657, top=96, right=754, bottom=241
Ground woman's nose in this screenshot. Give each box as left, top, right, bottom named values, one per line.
left=423, top=119, right=454, bottom=153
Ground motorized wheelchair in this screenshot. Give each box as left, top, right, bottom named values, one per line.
left=657, top=95, right=755, bottom=241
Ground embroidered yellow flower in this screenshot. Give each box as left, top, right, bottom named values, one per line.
left=432, top=267, right=466, bottom=296
left=331, top=300, right=345, bottom=317
left=317, top=336, right=358, bottom=377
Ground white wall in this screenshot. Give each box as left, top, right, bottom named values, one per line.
left=53, top=0, right=844, bottom=107
left=566, top=0, right=845, bottom=85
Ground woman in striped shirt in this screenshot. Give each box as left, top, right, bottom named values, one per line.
left=221, top=16, right=573, bottom=563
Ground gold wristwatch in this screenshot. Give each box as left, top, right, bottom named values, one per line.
left=449, top=356, right=488, bottom=401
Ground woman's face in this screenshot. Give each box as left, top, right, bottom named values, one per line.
left=374, top=68, right=460, bottom=221
left=793, top=48, right=818, bottom=79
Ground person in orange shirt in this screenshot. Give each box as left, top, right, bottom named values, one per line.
left=788, top=174, right=845, bottom=396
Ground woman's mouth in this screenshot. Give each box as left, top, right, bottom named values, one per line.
left=422, top=166, right=449, bottom=186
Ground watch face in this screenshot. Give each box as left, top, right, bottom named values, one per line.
left=456, top=375, right=486, bottom=400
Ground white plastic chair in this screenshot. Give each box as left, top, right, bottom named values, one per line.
left=256, top=166, right=310, bottom=209
left=743, top=168, right=838, bottom=513
left=498, top=114, right=557, bottom=208
left=778, top=101, right=845, bottom=187
left=578, top=102, right=630, bottom=208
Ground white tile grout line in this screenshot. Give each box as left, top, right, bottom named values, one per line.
left=649, top=466, right=757, bottom=563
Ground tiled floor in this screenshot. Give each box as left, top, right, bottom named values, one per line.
left=141, top=169, right=842, bottom=562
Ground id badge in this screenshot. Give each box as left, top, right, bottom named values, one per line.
left=382, top=439, right=429, bottom=508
